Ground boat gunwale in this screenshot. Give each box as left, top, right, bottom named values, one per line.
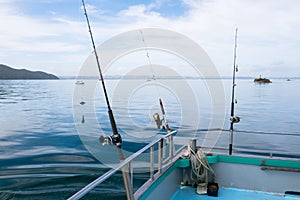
left=206, top=154, right=300, bottom=169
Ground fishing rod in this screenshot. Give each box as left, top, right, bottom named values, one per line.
left=159, top=98, right=171, bottom=131
left=139, top=30, right=171, bottom=132
left=81, top=1, right=133, bottom=199
left=229, top=28, right=240, bottom=155
left=81, top=0, right=121, bottom=146
left=139, top=30, right=171, bottom=161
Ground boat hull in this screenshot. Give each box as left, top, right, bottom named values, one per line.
left=137, top=154, right=300, bottom=199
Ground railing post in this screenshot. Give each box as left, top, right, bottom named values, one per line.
left=150, top=145, right=154, bottom=180
left=121, top=163, right=134, bottom=200
left=169, top=135, right=174, bottom=163
left=158, top=139, right=163, bottom=173
left=130, top=161, right=133, bottom=190
left=162, top=138, right=166, bottom=159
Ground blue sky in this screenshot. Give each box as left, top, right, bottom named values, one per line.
left=0, top=0, right=299, bottom=77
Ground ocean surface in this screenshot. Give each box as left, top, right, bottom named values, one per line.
left=0, top=78, right=299, bottom=199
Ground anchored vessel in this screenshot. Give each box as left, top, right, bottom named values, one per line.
left=254, top=75, right=272, bottom=83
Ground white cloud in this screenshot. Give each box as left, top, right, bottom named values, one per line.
left=176, top=0, right=300, bottom=77
left=81, top=3, right=104, bottom=15
left=0, top=1, right=90, bottom=75
left=118, top=4, right=166, bottom=27
left=1, top=0, right=299, bottom=77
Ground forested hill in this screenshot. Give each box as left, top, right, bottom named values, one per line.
left=0, top=64, right=59, bottom=80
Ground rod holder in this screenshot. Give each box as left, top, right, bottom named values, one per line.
left=190, top=139, right=197, bottom=152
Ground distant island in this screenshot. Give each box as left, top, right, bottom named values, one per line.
left=0, top=64, right=59, bottom=80
left=254, top=75, right=271, bottom=83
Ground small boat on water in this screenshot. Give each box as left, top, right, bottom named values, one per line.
left=75, top=80, right=85, bottom=85
left=254, top=75, right=272, bottom=83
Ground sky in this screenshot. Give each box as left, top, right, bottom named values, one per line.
left=0, top=0, right=299, bottom=77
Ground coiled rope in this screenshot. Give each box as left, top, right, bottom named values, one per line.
left=190, top=148, right=216, bottom=185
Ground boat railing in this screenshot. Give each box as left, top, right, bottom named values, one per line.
left=194, top=128, right=300, bottom=159
left=200, top=146, right=300, bottom=159
left=68, top=128, right=299, bottom=199
left=68, top=130, right=183, bottom=200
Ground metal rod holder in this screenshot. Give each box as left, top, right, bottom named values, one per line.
left=190, top=139, right=197, bottom=152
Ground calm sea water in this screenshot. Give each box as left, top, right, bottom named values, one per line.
left=0, top=78, right=299, bottom=199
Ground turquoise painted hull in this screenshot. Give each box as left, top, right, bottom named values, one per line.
left=137, top=154, right=300, bottom=200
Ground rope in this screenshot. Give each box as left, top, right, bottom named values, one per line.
left=190, top=148, right=216, bottom=185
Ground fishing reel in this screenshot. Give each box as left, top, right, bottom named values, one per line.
left=230, top=116, right=240, bottom=123
left=153, top=113, right=163, bottom=129
left=99, top=133, right=122, bottom=147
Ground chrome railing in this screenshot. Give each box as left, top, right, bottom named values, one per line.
left=68, top=128, right=300, bottom=199
left=68, top=130, right=182, bottom=200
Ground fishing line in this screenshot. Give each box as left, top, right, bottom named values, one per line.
left=233, top=129, right=300, bottom=136
left=139, top=30, right=171, bottom=131
left=179, top=128, right=300, bottom=136
left=139, top=30, right=161, bottom=98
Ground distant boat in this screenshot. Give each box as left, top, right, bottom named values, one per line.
left=287, top=78, right=291, bottom=81
left=76, top=80, right=85, bottom=85
left=254, top=75, right=272, bottom=83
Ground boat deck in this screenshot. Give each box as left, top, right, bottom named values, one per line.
left=171, top=186, right=300, bottom=200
